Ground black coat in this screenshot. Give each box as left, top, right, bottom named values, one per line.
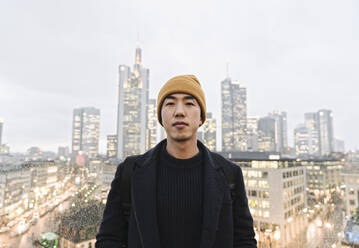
left=96, top=140, right=257, bottom=248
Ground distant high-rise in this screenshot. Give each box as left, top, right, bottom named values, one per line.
left=304, top=112, right=320, bottom=155
left=0, top=118, right=3, bottom=146
left=106, top=135, right=117, bottom=158
left=202, top=112, right=216, bottom=151
left=334, top=138, right=345, bottom=153
left=221, top=77, right=247, bottom=151
left=257, top=116, right=275, bottom=152
left=269, top=111, right=288, bottom=153
left=58, top=146, right=70, bottom=158
left=146, top=99, right=157, bottom=150
left=71, top=107, right=100, bottom=158
left=294, top=124, right=311, bottom=157
left=247, top=116, right=259, bottom=152
left=117, top=46, right=149, bottom=160
left=317, top=109, right=334, bottom=156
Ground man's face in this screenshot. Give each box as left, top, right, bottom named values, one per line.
left=161, top=93, right=202, bottom=143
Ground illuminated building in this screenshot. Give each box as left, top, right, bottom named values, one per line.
left=221, top=152, right=307, bottom=247
left=294, top=124, right=311, bottom=157
left=303, top=159, right=343, bottom=206
left=117, top=46, right=149, bottom=160
left=146, top=98, right=157, bottom=150
left=268, top=111, right=288, bottom=153
left=317, top=109, right=334, bottom=156
left=71, top=107, right=100, bottom=159
left=341, top=168, right=359, bottom=216
left=0, top=118, right=3, bottom=146
left=304, top=113, right=320, bottom=156
left=221, top=77, right=247, bottom=151
left=257, top=116, right=275, bottom=152
left=201, top=112, right=216, bottom=151
left=106, top=135, right=117, bottom=158
left=247, top=116, right=259, bottom=152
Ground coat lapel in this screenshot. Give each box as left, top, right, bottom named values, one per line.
left=131, top=141, right=163, bottom=248
left=199, top=142, right=227, bottom=248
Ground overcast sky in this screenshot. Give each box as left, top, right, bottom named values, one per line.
left=0, top=0, right=358, bottom=153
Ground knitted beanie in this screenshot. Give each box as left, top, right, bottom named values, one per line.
left=157, top=74, right=206, bottom=126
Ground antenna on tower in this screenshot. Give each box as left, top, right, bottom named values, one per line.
left=226, top=62, right=230, bottom=78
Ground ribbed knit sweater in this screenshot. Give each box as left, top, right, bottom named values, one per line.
left=156, top=143, right=203, bottom=248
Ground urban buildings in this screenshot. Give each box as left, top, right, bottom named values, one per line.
left=294, top=124, right=311, bottom=157
left=247, top=116, right=260, bottom=152
left=71, top=107, right=100, bottom=159
left=223, top=152, right=307, bottom=247
left=106, top=135, right=117, bottom=158
left=341, top=168, right=359, bottom=217
left=221, top=77, right=247, bottom=152
left=0, top=118, right=3, bottom=146
left=317, top=109, right=334, bottom=156
left=58, top=146, right=70, bottom=158
left=201, top=112, right=217, bottom=151
left=304, top=112, right=320, bottom=156
left=268, top=111, right=288, bottom=153
left=257, top=116, right=276, bottom=152
left=116, top=46, right=149, bottom=160
left=146, top=98, right=157, bottom=151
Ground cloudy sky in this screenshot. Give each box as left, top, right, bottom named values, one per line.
left=0, top=0, right=358, bottom=153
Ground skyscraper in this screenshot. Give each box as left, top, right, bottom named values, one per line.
left=0, top=118, right=3, bottom=146
left=268, top=110, right=288, bottom=153
left=247, top=116, right=260, bottom=152
left=202, top=112, right=216, bottom=151
left=221, top=77, right=247, bottom=152
left=71, top=107, right=100, bottom=159
left=304, top=112, right=320, bottom=155
left=294, top=124, right=311, bottom=157
left=317, top=109, right=334, bottom=156
left=117, top=46, right=149, bottom=160
left=257, top=116, right=276, bottom=152
left=146, top=99, right=157, bottom=151
left=107, top=135, right=117, bottom=158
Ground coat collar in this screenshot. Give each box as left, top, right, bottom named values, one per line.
left=131, top=139, right=227, bottom=248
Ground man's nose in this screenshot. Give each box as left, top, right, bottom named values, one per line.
left=174, top=102, right=185, bottom=117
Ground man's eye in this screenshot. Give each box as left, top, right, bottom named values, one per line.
left=166, top=102, right=174, bottom=106
left=186, top=102, right=194, bottom=105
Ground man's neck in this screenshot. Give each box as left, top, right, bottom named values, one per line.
left=166, top=138, right=199, bottom=159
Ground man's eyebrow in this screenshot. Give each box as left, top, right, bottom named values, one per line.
left=164, top=95, right=195, bottom=100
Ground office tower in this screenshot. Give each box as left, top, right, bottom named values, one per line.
left=304, top=113, right=320, bottom=155
left=317, top=109, right=334, bottom=156
left=117, top=46, right=149, bottom=160
left=334, top=138, right=345, bottom=153
left=247, top=116, right=259, bottom=152
left=71, top=107, right=100, bottom=158
left=269, top=111, right=288, bottom=153
left=294, top=124, right=311, bottom=157
left=0, top=118, right=3, bottom=146
left=202, top=112, right=216, bottom=151
left=221, top=77, right=247, bottom=152
left=107, top=135, right=117, bottom=158
left=146, top=99, right=157, bottom=150
left=257, top=116, right=275, bottom=152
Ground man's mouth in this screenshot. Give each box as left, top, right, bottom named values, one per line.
left=173, top=122, right=188, bottom=127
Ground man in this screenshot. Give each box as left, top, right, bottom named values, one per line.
left=96, top=75, right=257, bottom=248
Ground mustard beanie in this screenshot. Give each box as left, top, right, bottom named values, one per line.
left=157, top=74, right=206, bottom=126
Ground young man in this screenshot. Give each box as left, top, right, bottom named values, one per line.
left=96, top=75, right=257, bottom=248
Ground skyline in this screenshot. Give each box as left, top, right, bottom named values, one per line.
left=0, top=0, right=358, bottom=152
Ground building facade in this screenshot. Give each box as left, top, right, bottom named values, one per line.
left=268, top=111, right=288, bottom=153
left=146, top=98, right=157, bottom=151
left=257, top=116, right=276, bottom=152
left=117, top=46, right=149, bottom=160
left=247, top=116, right=259, bottom=152
left=221, top=77, right=247, bottom=152
left=341, top=168, right=359, bottom=217
left=201, top=112, right=216, bottom=151
left=106, top=135, right=117, bottom=159
left=71, top=107, right=100, bottom=159
left=317, top=109, right=334, bottom=156
left=294, top=124, right=311, bottom=157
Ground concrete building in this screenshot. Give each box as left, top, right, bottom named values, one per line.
left=302, top=159, right=343, bottom=206
left=106, top=135, right=117, bottom=158
left=58, top=146, right=70, bottom=158
left=334, top=138, right=345, bottom=153
left=72, top=107, right=100, bottom=159
left=117, top=46, right=149, bottom=160
left=269, top=111, right=288, bottom=153
left=257, top=116, right=276, bottom=152
left=304, top=113, right=320, bottom=156
left=223, top=152, right=307, bottom=247
left=146, top=98, right=157, bottom=151
left=221, top=77, right=247, bottom=151
left=201, top=112, right=216, bottom=151
left=247, top=116, right=259, bottom=152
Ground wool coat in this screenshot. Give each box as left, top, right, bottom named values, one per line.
left=96, top=139, right=257, bottom=248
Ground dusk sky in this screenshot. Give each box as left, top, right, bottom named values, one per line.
left=0, top=0, right=358, bottom=153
